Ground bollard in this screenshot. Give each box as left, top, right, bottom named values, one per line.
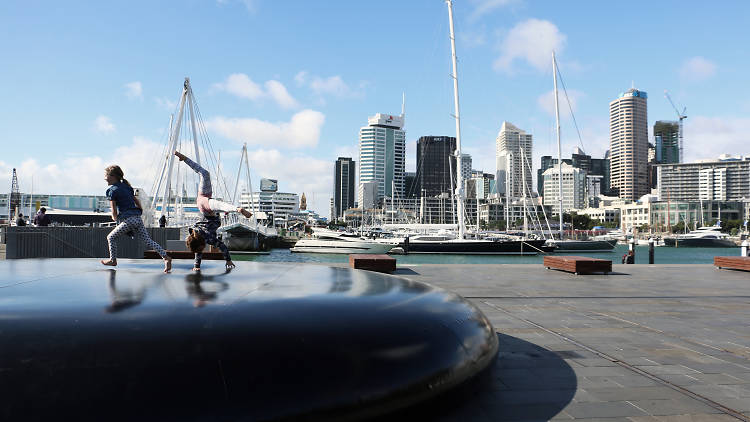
left=742, top=240, right=749, bottom=257
left=648, top=238, right=654, bottom=264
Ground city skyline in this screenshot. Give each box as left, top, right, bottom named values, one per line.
left=2, top=1, right=749, bottom=215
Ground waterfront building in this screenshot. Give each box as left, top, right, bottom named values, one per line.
left=478, top=197, right=552, bottom=226
left=460, top=153, right=472, bottom=193
left=358, top=181, right=378, bottom=210
left=542, top=163, right=586, bottom=215
left=333, top=157, right=355, bottom=221
left=538, top=150, right=610, bottom=199
left=415, top=136, right=456, bottom=197
left=496, top=121, right=533, bottom=199
left=358, top=113, right=406, bottom=207
left=239, top=190, right=299, bottom=226
left=654, top=121, right=680, bottom=164
left=577, top=207, right=620, bottom=225
left=609, top=88, right=649, bottom=201
left=657, top=156, right=750, bottom=201
left=468, top=172, right=495, bottom=200
left=650, top=200, right=744, bottom=232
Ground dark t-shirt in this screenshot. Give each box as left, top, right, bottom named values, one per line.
left=106, top=182, right=142, bottom=221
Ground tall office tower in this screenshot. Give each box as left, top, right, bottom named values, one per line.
left=333, top=157, right=355, bottom=220
left=460, top=153, right=472, bottom=192
left=609, top=88, right=649, bottom=201
left=404, top=172, right=418, bottom=198
left=537, top=155, right=571, bottom=197
left=496, top=121, right=533, bottom=199
left=358, top=113, right=405, bottom=207
left=415, top=136, right=456, bottom=197
left=653, top=121, right=680, bottom=164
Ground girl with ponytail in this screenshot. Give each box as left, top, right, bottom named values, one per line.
left=102, top=165, right=172, bottom=272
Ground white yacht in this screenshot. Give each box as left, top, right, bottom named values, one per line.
left=290, top=229, right=395, bottom=254
left=663, top=226, right=735, bottom=248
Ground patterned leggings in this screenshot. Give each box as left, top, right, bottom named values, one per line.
left=107, top=216, right=168, bottom=260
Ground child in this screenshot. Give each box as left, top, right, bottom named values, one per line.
left=100, top=165, right=172, bottom=273
left=174, top=151, right=252, bottom=271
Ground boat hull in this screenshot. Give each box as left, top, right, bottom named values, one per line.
left=662, top=238, right=736, bottom=248
left=399, top=239, right=547, bottom=255
left=291, top=239, right=394, bottom=254
left=549, top=239, right=617, bottom=253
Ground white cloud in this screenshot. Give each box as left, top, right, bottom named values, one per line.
left=212, top=73, right=299, bottom=109
left=469, top=0, right=519, bottom=21
left=264, top=80, right=299, bottom=109
left=213, top=73, right=264, bottom=100
left=94, top=115, right=116, bottom=134
left=154, top=96, right=177, bottom=111
left=206, top=109, right=325, bottom=148
left=295, top=71, right=364, bottom=98
left=537, top=89, right=585, bottom=116
left=124, top=81, right=143, bottom=99
left=247, top=149, right=332, bottom=214
left=679, top=56, right=717, bottom=82
left=684, top=116, right=750, bottom=162
left=0, top=137, right=167, bottom=197
left=493, top=18, right=566, bottom=73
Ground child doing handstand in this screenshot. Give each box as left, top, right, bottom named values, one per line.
left=174, top=151, right=252, bottom=271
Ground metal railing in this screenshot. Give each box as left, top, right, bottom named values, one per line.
left=4, top=226, right=180, bottom=259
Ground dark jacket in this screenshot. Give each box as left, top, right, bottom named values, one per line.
left=15, top=217, right=26, bottom=226
left=33, top=212, right=51, bottom=226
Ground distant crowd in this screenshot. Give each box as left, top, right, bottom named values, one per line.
left=13, top=207, right=51, bottom=227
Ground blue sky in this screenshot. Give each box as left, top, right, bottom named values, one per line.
left=2, top=0, right=749, bottom=215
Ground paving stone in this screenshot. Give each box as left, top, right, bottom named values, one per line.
left=586, top=386, right=687, bottom=402
left=563, top=401, right=648, bottom=418
left=627, top=399, right=721, bottom=416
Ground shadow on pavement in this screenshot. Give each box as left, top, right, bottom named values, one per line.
left=392, top=268, right=420, bottom=275
left=380, top=333, right=577, bottom=421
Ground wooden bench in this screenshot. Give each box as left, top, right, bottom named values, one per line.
left=349, top=254, right=396, bottom=274
left=144, top=250, right=226, bottom=260
left=714, top=256, right=750, bottom=272
left=544, top=255, right=612, bottom=275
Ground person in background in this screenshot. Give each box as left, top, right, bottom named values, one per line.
left=159, top=215, right=167, bottom=228
left=100, top=165, right=172, bottom=273
left=15, top=213, right=26, bottom=226
left=33, top=207, right=51, bottom=226
left=174, top=150, right=252, bottom=271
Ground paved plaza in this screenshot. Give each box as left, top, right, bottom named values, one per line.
left=383, top=263, right=750, bottom=421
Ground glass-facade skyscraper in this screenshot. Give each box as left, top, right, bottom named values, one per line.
left=358, top=113, right=405, bottom=207
left=333, top=157, right=355, bottom=220
left=416, top=136, right=456, bottom=197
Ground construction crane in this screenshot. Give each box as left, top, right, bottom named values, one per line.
left=664, top=90, right=687, bottom=163
left=9, top=168, right=20, bottom=223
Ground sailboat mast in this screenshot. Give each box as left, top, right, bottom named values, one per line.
left=553, top=51, right=563, bottom=239
left=159, top=79, right=189, bottom=220
left=446, top=0, right=466, bottom=240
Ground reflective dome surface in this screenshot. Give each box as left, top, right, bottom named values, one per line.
left=0, top=259, right=498, bottom=421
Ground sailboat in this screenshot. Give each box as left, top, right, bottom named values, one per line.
left=544, top=53, right=615, bottom=253
left=390, top=0, right=547, bottom=255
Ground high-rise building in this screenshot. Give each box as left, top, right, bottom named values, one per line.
left=415, top=136, right=456, bottom=197
left=537, top=155, right=571, bottom=197
left=609, top=88, right=649, bottom=201
left=658, top=156, right=750, bottom=201
left=496, top=121, right=532, bottom=199
left=653, top=121, right=680, bottom=164
left=333, top=157, right=355, bottom=220
left=358, top=113, right=405, bottom=207
left=542, top=163, right=586, bottom=215
left=404, top=171, right=418, bottom=198
left=459, top=153, right=472, bottom=193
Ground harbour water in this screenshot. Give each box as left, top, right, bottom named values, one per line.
left=233, top=244, right=741, bottom=265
